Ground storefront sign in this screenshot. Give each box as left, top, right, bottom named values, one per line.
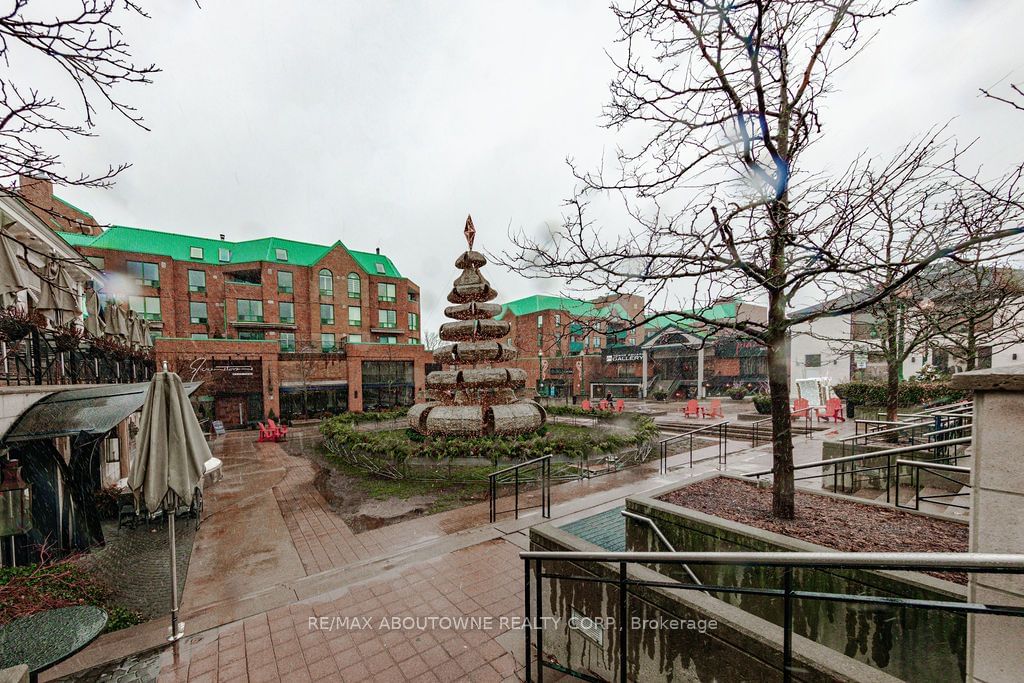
left=604, top=351, right=642, bottom=363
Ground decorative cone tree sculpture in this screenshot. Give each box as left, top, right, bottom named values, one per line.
left=408, top=216, right=546, bottom=436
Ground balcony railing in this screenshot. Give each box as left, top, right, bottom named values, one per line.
left=520, top=550, right=1024, bottom=682
left=1, top=330, right=155, bottom=387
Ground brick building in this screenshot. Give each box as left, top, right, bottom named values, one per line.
left=30, top=177, right=432, bottom=425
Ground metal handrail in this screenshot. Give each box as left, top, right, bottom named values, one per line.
left=894, top=458, right=969, bottom=474
left=894, top=458, right=972, bottom=511
left=657, top=420, right=729, bottom=472
left=521, top=549, right=1024, bottom=681
left=520, top=549, right=1024, bottom=569
left=620, top=510, right=704, bottom=589
left=745, top=436, right=972, bottom=478
left=488, top=455, right=551, bottom=523
left=920, top=423, right=973, bottom=439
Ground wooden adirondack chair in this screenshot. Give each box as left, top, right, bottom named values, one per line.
left=683, top=399, right=702, bottom=418
left=816, top=397, right=846, bottom=422
left=791, top=397, right=810, bottom=420
left=704, top=399, right=724, bottom=419
left=581, top=399, right=593, bottom=411
left=599, top=399, right=610, bottom=411
left=257, top=422, right=275, bottom=442
left=268, top=419, right=288, bottom=440
left=615, top=399, right=625, bottom=413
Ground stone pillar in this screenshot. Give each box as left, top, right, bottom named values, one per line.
left=952, top=366, right=1024, bottom=682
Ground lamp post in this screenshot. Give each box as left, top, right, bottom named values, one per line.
left=0, top=455, right=32, bottom=567
left=537, top=350, right=543, bottom=400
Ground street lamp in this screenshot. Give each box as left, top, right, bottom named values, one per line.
left=537, top=350, right=543, bottom=399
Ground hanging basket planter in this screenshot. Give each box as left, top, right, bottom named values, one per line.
left=0, top=306, right=43, bottom=344
left=51, top=323, right=86, bottom=352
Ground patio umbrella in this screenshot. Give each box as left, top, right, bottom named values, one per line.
left=0, top=233, right=27, bottom=308
left=127, top=310, right=145, bottom=348
left=129, top=366, right=212, bottom=642
left=83, top=288, right=104, bottom=337
left=141, top=319, right=154, bottom=349
left=105, top=300, right=129, bottom=340
left=36, top=260, right=78, bottom=326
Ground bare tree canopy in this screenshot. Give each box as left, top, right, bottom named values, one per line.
left=498, top=0, right=1024, bottom=518
left=0, top=0, right=159, bottom=192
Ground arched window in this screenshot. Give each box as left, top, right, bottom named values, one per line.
left=318, top=269, right=333, bottom=296
left=347, top=272, right=361, bottom=298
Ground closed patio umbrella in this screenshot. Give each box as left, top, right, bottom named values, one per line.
left=0, top=233, right=27, bottom=308
left=141, top=319, right=154, bottom=349
left=129, top=366, right=212, bottom=641
left=104, top=300, right=128, bottom=340
left=83, top=288, right=103, bottom=337
left=127, top=310, right=145, bottom=348
left=36, top=259, right=78, bottom=326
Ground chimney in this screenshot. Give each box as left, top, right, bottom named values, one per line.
left=375, top=247, right=380, bottom=255
left=219, top=234, right=225, bottom=241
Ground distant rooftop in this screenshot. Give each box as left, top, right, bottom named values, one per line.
left=57, top=223, right=402, bottom=278
left=498, top=294, right=628, bottom=320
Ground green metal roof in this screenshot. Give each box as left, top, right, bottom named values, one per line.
left=498, top=294, right=628, bottom=320
left=56, top=225, right=403, bottom=277
left=646, top=302, right=738, bottom=330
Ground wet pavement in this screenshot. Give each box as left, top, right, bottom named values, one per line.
left=48, top=416, right=856, bottom=682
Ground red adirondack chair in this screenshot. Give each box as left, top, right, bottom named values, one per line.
left=704, top=399, right=724, bottom=419
left=816, top=397, right=846, bottom=422
left=615, top=399, right=625, bottom=413
left=599, top=399, right=610, bottom=411
left=791, top=397, right=810, bottom=420
left=257, top=422, right=275, bottom=442
left=581, top=399, right=593, bottom=411
left=268, top=419, right=288, bottom=440
left=683, top=399, right=702, bottom=418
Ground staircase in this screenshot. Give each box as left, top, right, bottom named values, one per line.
left=657, top=418, right=819, bottom=443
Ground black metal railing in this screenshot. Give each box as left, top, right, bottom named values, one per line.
left=657, top=420, right=729, bottom=473
left=489, top=455, right=552, bottom=523
left=1, top=331, right=154, bottom=386
left=894, top=458, right=972, bottom=511
left=751, top=416, right=772, bottom=447
left=747, top=436, right=971, bottom=505
left=520, top=550, right=1024, bottom=683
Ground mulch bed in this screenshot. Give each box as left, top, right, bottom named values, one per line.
left=658, top=477, right=969, bottom=584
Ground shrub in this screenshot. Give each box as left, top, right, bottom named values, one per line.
left=832, top=381, right=968, bottom=407
left=545, top=405, right=618, bottom=420
left=652, top=389, right=668, bottom=401
left=752, top=393, right=772, bottom=414
left=727, top=387, right=747, bottom=400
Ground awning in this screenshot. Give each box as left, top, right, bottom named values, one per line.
left=280, top=381, right=348, bottom=393
left=2, top=381, right=201, bottom=443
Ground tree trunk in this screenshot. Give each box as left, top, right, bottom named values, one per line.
left=885, top=358, right=900, bottom=430
left=767, top=329, right=795, bottom=519
left=965, top=323, right=977, bottom=371
left=885, top=308, right=901, bottom=423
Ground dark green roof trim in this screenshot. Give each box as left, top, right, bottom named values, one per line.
left=57, top=225, right=404, bottom=278
left=498, top=294, right=628, bottom=320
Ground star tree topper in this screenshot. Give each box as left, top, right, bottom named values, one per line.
left=464, top=214, right=476, bottom=250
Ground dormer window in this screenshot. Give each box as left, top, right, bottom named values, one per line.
left=375, top=263, right=385, bottom=274
left=189, top=246, right=204, bottom=259
left=275, top=248, right=288, bottom=261
left=218, top=248, right=231, bottom=262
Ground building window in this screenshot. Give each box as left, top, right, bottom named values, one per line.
left=126, top=260, right=159, bottom=287
left=408, top=312, right=418, bottom=330
left=347, top=272, right=361, bottom=298
left=279, top=332, right=295, bottom=352
left=236, top=299, right=263, bottom=322
left=189, top=246, right=204, bottom=260
left=537, top=315, right=543, bottom=328
left=377, top=335, right=398, bottom=344
left=378, top=309, right=397, bottom=328
left=128, top=295, right=161, bottom=320
left=377, top=282, right=396, bottom=302
left=349, top=306, right=361, bottom=326
left=189, top=302, right=208, bottom=324
left=218, top=247, right=231, bottom=262
left=408, top=338, right=419, bottom=344
left=408, top=291, right=418, bottom=302
left=375, top=263, right=386, bottom=274
left=277, top=270, right=293, bottom=293
left=348, top=333, right=362, bottom=343
left=805, top=354, right=822, bottom=368
left=361, top=360, right=414, bottom=408
left=239, top=330, right=265, bottom=341
left=275, top=248, right=288, bottom=261
left=319, top=269, right=333, bottom=296
left=320, top=304, right=335, bottom=325
left=321, top=333, right=336, bottom=352
left=279, top=301, right=294, bottom=324
left=86, top=256, right=105, bottom=271
left=555, top=314, right=561, bottom=325
left=191, top=333, right=209, bottom=340
left=188, top=269, right=206, bottom=293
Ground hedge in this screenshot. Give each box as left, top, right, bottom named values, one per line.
left=831, top=381, right=969, bottom=407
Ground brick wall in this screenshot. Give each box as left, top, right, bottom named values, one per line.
left=18, top=176, right=101, bottom=235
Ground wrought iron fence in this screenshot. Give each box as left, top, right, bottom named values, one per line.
left=488, top=455, right=552, bottom=523
left=0, top=331, right=154, bottom=386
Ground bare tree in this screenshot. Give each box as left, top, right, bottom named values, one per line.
left=980, top=83, right=1024, bottom=113
left=0, top=1, right=160, bottom=206
left=499, top=1, right=1024, bottom=518
left=422, top=330, right=442, bottom=351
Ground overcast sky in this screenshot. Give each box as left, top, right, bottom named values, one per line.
left=40, top=1, right=1024, bottom=332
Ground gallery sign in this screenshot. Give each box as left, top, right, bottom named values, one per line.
left=604, top=351, right=643, bottom=363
